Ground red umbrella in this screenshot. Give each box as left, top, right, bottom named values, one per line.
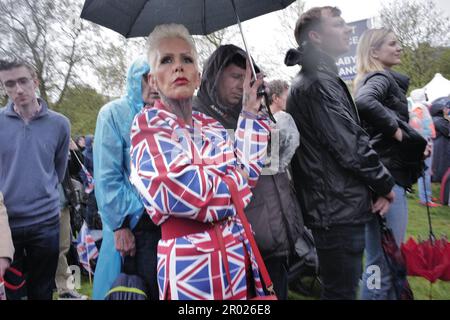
left=401, top=238, right=450, bottom=283
left=400, top=175, right=450, bottom=298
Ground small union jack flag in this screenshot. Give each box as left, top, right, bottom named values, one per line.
left=76, top=222, right=99, bottom=274
left=80, top=163, right=95, bottom=194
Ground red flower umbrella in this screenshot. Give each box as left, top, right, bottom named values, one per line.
left=400, top=176, right=450, bottom=298
left=401, top=238, right=450, bottom=283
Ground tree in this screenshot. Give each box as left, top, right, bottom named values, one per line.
left=55, top=86, right=108, bottom=136
left=380, top=0, right=450, bottom=90
left=193, top=26, right=240, bottom=68
left=92, top=37, right=147, bottom=99
left=0, top=0, right=119, bottom=108
left=251, top=0, right=304, bottom=81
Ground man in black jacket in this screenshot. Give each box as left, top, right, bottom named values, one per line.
left=285, top=6, right=395, bottom=299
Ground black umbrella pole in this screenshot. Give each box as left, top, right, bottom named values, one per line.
left=421, top=170, right=436, bottom=243
left=230, top=0, right=276, bottom=123
left=230, top=0, right=257, bottom=80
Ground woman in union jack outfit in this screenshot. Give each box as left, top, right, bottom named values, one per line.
left=129, top=24, right=271, bottom=300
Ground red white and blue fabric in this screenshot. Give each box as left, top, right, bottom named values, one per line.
left=130, top=101, right=271, bottom=300
left=77, top=222, right=99, bottom=274
left=80, top=163, right=95, bottom=194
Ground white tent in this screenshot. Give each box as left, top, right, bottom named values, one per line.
left=423, top=73, right=450, bottom=103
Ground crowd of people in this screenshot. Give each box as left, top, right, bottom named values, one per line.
left=0, top=5, right=449, bottom=301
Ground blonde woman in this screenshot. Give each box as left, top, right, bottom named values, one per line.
left=354, top=28, right=426, bottom=300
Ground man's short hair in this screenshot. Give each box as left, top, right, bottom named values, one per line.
left=225, top=52, right=247, bottom=70
left=267, top=80, right=289, bottom=105
left=294, top=6, right=342, bottom=46
left=0, top=59, right=37, bottom=79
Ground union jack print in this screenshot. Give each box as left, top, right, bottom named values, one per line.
left=80, top=163, right=95, bottom=194
left=76, top=222, right=99, bottom=274
left=130, top=100, right=271, bottom=300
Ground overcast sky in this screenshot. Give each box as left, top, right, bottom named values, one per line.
left=89, top=0, right=450, bottom=88
left=226, top=0, right=450, bottom=80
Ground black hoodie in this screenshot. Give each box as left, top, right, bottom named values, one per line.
left=193, top=44, right=259, bottom=130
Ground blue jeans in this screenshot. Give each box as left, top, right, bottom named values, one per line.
left=361, top=185, right=408, bottom=300
left=6, top=219, right=60, bottom=300
left=312, top=224, right=365, bottom=300
left=418, top=156, right=432, bottom=203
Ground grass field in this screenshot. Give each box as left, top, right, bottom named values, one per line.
left=77, top=183, right=450, bottom=300
left=289, top=183, right=450, bottom=300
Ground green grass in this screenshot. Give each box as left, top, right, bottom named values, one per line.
left=403, top=183, right=450, bottom=300
left=289, top=183, right=450, bottom=300
left=77, top=183, right=450, bottom=300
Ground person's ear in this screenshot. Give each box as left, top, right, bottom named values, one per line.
left=195, top=71, right=201, bottom=89
left=33, top=77, right=39, bottom=89
left=309, top=30, right=322, bottom=45
left=371, top=48, right=379, bottom=59
left=271, top=93, right=278, bottom=105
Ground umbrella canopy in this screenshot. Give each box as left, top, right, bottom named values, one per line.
left=379, top=217, right=414, bottom=300
left=401, top=238, right=450, bottom=283
left=80, top=0, right=295, bottom=37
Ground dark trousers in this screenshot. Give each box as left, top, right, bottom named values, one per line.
left=6, top=219, right=60, bottom=300
left=312, top=224, right=365, bottom=300
left=264, top=255, right=288, bottom=300
left=131, top=214, right=161, bottom=300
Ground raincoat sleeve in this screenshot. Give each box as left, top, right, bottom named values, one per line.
left=94, top=104, right=144, bottom=231
left=302, top=85, right=394, bottom=197
left=234, top=116, right=271, bottom=187
left=129, top=111, right=267, bottom=226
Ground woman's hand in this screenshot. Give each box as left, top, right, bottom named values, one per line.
left=242, top=59, right=264, bottom=115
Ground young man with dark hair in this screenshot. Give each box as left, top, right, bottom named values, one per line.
left=285, top=7, right=395, bottom=299
left=0, top=59, right=70, bottom=300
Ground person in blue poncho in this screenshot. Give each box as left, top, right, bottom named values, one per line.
left=92, top=56, right=161, bottom=300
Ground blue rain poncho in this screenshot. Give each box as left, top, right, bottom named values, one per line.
left=92, top=57, right=150, bottom=299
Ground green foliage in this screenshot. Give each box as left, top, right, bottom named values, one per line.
left=393, top=45, right=449, bottom=91
left=435, top=47, right=450, bottom=80
left=53, top=85, right=109, bottom=136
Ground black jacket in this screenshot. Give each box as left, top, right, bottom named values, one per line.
left=285, top=47, right=394, bottom=230
left=430, top=97, right=450, bottom=182
left=355, top=70, right=427, bottom=188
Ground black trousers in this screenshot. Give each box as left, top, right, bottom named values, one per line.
left=6, top=219, right=60, bottom=300
left=264, top=255, right=289, bottom=300
left=127, top=214, right=161, bottom=300
left=312, top=224, right=365, bottom=300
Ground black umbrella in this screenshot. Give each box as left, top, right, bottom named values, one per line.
left=80, top=0, right=295, bottom=37
left=81, top=0, right=295, bottom=120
